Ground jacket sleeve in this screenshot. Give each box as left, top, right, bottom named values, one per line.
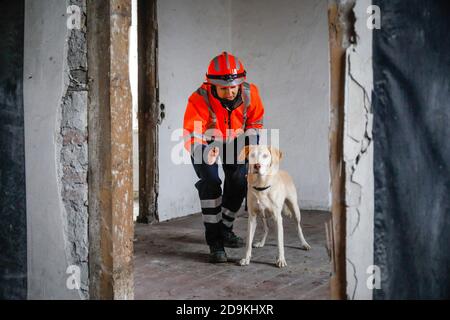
left=183, top=95, right=209, bottom=156
left=245, top=84, right=265, bottom=145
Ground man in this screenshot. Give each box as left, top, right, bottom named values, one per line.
left=183, top=52, right=265, bottom=263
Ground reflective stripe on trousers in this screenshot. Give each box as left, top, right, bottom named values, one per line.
left=191, top=142, right=247, bottom=246
left=221, top=207, right=239, bottom=227
left=201, top=196, right=223, bottom=224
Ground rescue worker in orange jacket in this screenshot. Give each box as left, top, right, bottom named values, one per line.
left=183, top=52, right=264, bottom=263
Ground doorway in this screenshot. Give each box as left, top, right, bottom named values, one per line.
left=132, top=0, right=343, bottom=299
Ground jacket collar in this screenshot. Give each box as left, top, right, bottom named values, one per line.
left=209, top=85, right=243, bottom=111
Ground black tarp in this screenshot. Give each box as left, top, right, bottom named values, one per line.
left=373, top=0, right=450, bottom=299
left=0, top=0, right=27, bottom=299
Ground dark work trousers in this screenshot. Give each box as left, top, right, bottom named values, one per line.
left=191, top=138, right=247, bottom=248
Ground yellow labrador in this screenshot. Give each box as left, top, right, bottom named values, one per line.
left=238, top=145, right=311, bottom=268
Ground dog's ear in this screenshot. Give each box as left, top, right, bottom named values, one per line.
left=238, top=145, right=251, bottom=162
left=269, top=147, right=283, bottom=164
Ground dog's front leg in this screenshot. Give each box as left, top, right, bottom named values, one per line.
left=274, top=210, right=287, bottom=268
left=253, top=216, right=268, bottom=248
left=239, top=213, right=257, bottom=266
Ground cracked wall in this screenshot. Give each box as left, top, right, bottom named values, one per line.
left=343, top=0, right=374, bottom=300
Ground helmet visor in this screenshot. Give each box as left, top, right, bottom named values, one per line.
left=206, top=71, right=246, bottom=86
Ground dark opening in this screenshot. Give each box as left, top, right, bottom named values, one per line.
left=373, top=0, right=450, bottom=299
left=0, top=0, right=27, bottom=300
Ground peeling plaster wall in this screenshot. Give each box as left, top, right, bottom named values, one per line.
left=24, top=0, right=88, bottom=299
left=344, top=0, right=374, bottom=300
left=58, top=0, right=89, bottom=299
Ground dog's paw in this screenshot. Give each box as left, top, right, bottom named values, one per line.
left=301, top=242, right=311, bottom=251
left=253, top=241, right=265, bottom=248
left=276, top=257, right=287, bottom=268
left=239, top=258, right=250, bottom=266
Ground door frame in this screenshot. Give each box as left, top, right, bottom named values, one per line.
left=101, top=0, right=352, bottom=300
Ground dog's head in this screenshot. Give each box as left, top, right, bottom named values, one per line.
left=239, top=145, right=283, bottom=176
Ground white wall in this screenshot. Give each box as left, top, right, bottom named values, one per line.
left=158, top=0, right=232, bottom=221
left=157, top=0, right=330, bottom=221
left=232, top=0, right=330, bottom=210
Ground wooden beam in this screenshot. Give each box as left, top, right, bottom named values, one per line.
left=137, top=0, right=159, bottom=224
left=87, top=0, right=134, bottom=299
left=328, top=1, right=348, bottom=300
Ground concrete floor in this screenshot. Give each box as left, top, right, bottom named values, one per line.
left=134, top=209, right=331, bottom=300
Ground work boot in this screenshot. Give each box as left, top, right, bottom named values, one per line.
left=222, top=229, right=245, bottom=248
left=209, top=244, right=228, bottom=263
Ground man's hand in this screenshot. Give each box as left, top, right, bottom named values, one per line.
left=207, top=147, right=219, bottom=165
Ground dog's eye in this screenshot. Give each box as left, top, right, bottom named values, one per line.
left=262, top=154, right=269, bottom=158
left=249, top=153, right=255, bottom=158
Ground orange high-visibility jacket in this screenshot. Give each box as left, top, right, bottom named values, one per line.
left=183, top=82, right=264, bottom=153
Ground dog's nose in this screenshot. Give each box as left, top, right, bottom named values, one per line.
left=254, top=163, right=261, bottom=170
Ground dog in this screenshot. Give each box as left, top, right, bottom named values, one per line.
left=238, top=145, right=311, bottom=268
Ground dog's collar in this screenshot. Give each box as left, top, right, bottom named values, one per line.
left=252, top=185, right=271, bottom=192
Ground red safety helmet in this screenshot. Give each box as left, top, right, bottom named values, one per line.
left=205, top=52, right=247, bottom=86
